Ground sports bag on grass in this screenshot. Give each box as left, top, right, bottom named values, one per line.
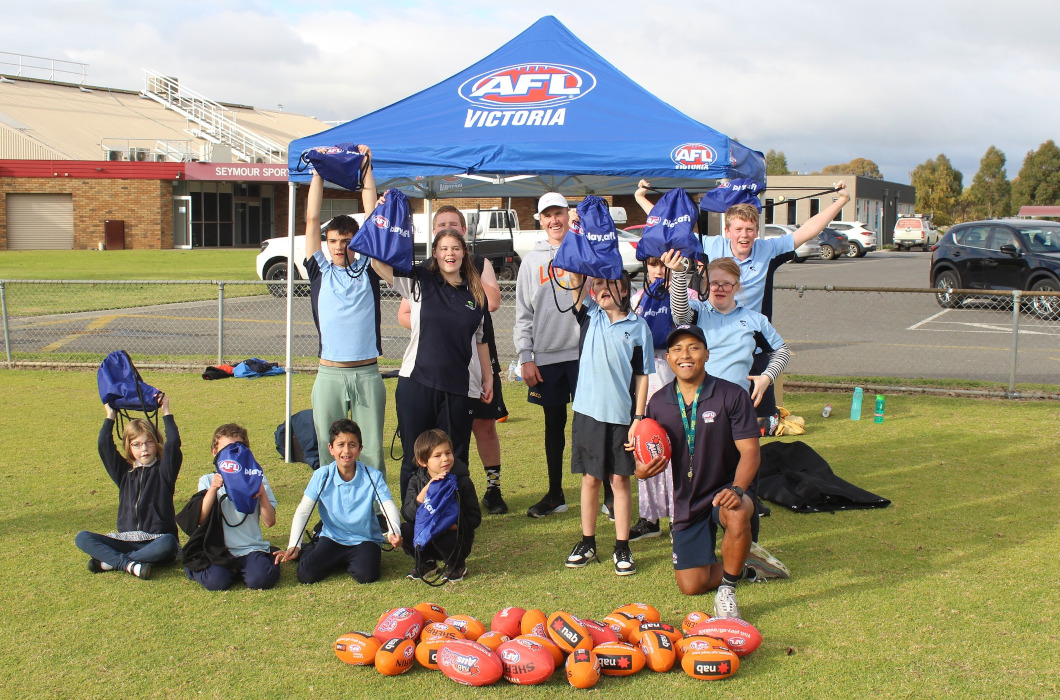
left=298, top=143, right=370, bottom=192
left=552, top=195, right=623, bottom=280
left=97, top=350, right=162, bottom=436
left=214, top=442, right=265, bottom=516
left=637, top=188, right=700, bottom=261
left=349, top=189, right=414, bottom=275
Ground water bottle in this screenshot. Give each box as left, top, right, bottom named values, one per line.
left=874, top=395, right=885, bottom=423
left=507, top=360, right=521, bottom=382
left=822, top=404, right=832, bottom=418
left=850, top=387, right=863, bottom=421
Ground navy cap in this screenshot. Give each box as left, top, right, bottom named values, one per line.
left=665, top=324, right=707, bottom=349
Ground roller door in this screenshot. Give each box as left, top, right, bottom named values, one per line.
left=6, top=193, right=74, bottom=250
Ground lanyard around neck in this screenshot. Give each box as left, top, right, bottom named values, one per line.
left=677, top=380, right=702, bottom=478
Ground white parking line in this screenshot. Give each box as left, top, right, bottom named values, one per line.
left=907, top=309, right=949, bottom=330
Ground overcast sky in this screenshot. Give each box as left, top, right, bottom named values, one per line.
left=3, top=0, right=1057, bottom=185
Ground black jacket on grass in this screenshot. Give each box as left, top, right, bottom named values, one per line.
left=176, top=489, right=237, bottom=573
left=99, top=415, right=182, bottom=537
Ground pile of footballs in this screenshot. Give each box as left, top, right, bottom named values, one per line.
left=333, top=601, right=762, bottom=687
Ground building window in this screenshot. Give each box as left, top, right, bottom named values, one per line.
left=787, top=201, right=797, bottom=226
left=764, top=198, right=775, bottom=225
left=809, top=198, right=820, bottom=219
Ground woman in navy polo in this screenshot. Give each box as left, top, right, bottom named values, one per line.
left=372, top=230, right=493, bottom=505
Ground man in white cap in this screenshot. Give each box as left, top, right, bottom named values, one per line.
left=513, top=192, right=581, bottom=517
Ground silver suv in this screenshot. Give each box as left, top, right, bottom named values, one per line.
left=762, top=224, right=820, bottom=262
left=828, top=221, right=877, bottom=257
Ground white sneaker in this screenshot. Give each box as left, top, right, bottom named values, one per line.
left=713, top=585, right=741, bottom=619
left=746, top=542, right=790, bottom=581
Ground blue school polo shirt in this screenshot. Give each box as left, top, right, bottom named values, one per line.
left=703, top=234, right=794, bottom=319
left=305, top=460, right=392, bottom=546
left=570, top=298, right=653, bottom=425
left=305, top=250, right=382, bottom=362
left=688, top=300, right=784, bottom=390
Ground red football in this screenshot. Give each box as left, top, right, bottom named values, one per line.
left=546, top=611, right=593, bottom=653
left=437, top=639, right=504, bottom=687
left=593, top=641, right=646, bottom=677
left=497, top=637, right=556, bottom=685
left=373, top=607, right=424, bottom=643
left=491, top=607, right=526, bottom=638
left=565, top=648, right=602, bottom=689
left=639, top=631, right=677, bottom=672
left=689, top=618, right=762, bottom=657
left=632, top=418, right=671, bottom=464
left=518, top=634, right=565, bottom=666
left=580, top=618, right=620, bottom=647
left=334, top=631, right=380, bottom=666
left=375, top=637, right=416, bottom=676
left=682, top=645, right=740, bottom=680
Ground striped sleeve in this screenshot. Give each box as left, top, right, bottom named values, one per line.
left=669, top=266, right=693, bottom=325
left=762, top=343, right=790, bottom=383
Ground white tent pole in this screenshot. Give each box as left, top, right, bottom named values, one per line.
left=284, top=181, right=296, bottom=462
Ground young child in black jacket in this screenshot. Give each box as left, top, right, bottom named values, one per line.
left=401, top=429, right=481, bottom=583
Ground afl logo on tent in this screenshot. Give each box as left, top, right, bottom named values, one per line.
left=459, top=64, right=596, bottom=108
left=671, top=143, right=717, bottom=170
left=217, top=459, right=240, bottom=474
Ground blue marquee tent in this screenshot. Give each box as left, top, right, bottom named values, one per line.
left=288, top=15, right=763, bottom=198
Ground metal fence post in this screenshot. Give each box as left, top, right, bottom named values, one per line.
left=1009, top=290, right=1021, bottom=396
left=1, top=281, right=11, bottom=368
left=217, top=281, right=225, bottom=366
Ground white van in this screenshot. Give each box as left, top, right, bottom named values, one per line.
left=893, top=217, right=940, bottom=251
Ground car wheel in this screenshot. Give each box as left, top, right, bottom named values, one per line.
left=1028, top=277, right=1060, bottom=320
left=264, top=261, right=306, bottom=298
left=820, top=244, right=835, bottom=261
left=934, top=269, right=962, bottom=309
left=847, top=242, right=863, bottom=258
left=497, top=262, right=518, bottom=281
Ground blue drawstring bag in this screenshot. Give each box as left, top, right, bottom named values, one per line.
left=637, top=188, right=701, bottom=261
left=298, top=143, right=369, bottom=192
left=413, top=473, right=460, bottom=549
left=635, top=279, right=674, bottom=348
left=214, top=442, right=265, bottom=515
left=699, top=178, right=764, bottom=213
left=349, top=188, right=414, bottom=275
left=552, top=195, right=623, bottom=280
left=98, top=350, right=162, bottom=436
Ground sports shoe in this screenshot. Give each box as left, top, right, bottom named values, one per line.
left=565, top=541, right=598, bottom=568
left=442, top=565, right=467, bottom=583
left=527, top=494, right=568, bottom=518
left=601, top=500, right=615, bottom=522
left=87, top=558, right=104, bottom=573
left=613, top=548, right=636, bottom=576
left=628, top=518, right=661, bottom=542
left=481, top=486, right=509, bottom=515
left=126, top=561, right=151, bottom=580
left=745, top=542, right=791, bottom=581
left=406, top=560, right=438, bottom=580
left=713, top=585, right=741, bottom=619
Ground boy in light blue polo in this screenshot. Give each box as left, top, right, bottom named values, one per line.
left=564, top=273, right=653, bottom=576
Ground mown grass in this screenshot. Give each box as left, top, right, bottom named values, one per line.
left=1, top=370, right=1058, bottom=697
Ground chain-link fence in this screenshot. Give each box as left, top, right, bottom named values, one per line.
left=2, top=279, right=1058, bottom=392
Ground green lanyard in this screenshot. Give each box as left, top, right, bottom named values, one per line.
left=677, top=380, right=702, bottom=480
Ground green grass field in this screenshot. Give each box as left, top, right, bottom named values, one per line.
left=0, top=249, right=260, bottom=281
left=2, top=370, right=1058, bottom=698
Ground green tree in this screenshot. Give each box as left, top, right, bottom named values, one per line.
left=1011, top=140, right=1060, bottom=209
left=909, top=154, right=963, bottom=226
left=765, top=149, right=790, bottom=175
left=817, top=157, right=883, bottom=179
left=965, top=146, right=1011, bottom=219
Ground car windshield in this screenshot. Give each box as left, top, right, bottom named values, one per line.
left=1018, top=226, right=1060, bottom=253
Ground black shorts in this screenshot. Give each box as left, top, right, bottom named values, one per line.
left=570, top=412, right=634, bottom=480
left=472, top=369, right=508, bottom=420
left=671, top=509, right=722, bottom=570
left=526, top=359, right=579, bottom=408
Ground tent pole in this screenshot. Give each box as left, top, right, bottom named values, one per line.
left=284, top=181, right=296, bottom=463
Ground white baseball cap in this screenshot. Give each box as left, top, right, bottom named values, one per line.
left=537, top=192, right=569, bottom=214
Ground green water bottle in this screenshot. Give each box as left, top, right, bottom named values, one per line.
left=874, top=395, right=885, bottom=423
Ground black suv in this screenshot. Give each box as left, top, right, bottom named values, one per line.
left=930, top=219, right=1060, bottom=319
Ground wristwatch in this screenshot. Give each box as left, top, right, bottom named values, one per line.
left=633, top=414, right=645, bottom=420
left=728, top=485, right=745, bottom=498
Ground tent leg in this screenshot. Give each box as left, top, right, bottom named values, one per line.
left=284, top=181, right=296, bottom=463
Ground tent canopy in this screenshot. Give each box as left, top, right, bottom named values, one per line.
left=288, top=16, right=763, bottom=198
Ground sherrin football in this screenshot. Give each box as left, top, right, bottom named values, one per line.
left=334, top=631, right=381, bottom=666
left=632, top=418, right=671, bottom=465
left=681, top=644, right=740, bottom=680
left=681, top=610, right=711, bottom=635
left=445, top=614, right=486, bottom=641
left=612, top=602, right=661, bottom=624
left=602, top=611, right=641, bottom=641
left=593, top=641, right=646, bottom=677
left=437, top=639, right=504, bottom=687
left=373, top=606, right=424, bottom=643
left=518, top=634, right=564, bottom=666
left=629, top=621, right=681, bottom=646
left=490, top=607, right=526, bottom=638
left=580, top=617, right=620, bottom=646
left=497, top=637, right=556, bottom=685
left=689, top=617, right=763, bottom=657
left=676, top=634, right=731, bottom=661
left=520, top=609, right=548, bottom=637
left=565, top=648, right=602, bottom=689
left=639, top=630, right=677, bottom=672
left=413, top=601, right=448, bottom=626
left=415, top=635, right=448, bottom=670
left=475, top=631, right=510, bottom=652
left=420, top=621, right=464, bottom=643
left=546, top=611, right=594, bottom=653
left=375, top=637, right=416, bottom=676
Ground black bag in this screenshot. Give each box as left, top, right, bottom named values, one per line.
left=274, top=410, right=320, bottom=469
left=757, top=441, right=890, bottom=513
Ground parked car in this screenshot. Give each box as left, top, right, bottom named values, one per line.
left=816, top=228, right=850, bottom=261
left=929, top=219, right=1060, bottom=319
left=762, top=224, right=820, bottom=262
left=828, top=221, right=877, bottom=257
left=893, top=216, right=940, bottom=251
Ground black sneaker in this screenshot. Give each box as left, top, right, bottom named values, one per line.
left=613, top=548, right=636, bottom=576
left=126, top=561, right=151, bottom=580
left=87, top=558, right=104, bottom=573
left=565, top=541, right=598, bottom=568
left=527, top=494, right=568, bottom=518
left=481, top=486, right=509, bottom=515
left=442, top=565, right=467, bottom=582
left=406, top=560, right=438, bottom=580
left=628, top=518, right=661, bottom=542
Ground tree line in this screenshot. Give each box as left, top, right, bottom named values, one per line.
left=765, top=143, right=1060, bottom=228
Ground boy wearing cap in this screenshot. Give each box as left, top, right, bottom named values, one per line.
left=513, top=192, right=582, bottom=518
left=635, top=325, right=760, bottom=618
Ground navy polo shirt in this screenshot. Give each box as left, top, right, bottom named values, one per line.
left=645, top=375, right=760, bottom=531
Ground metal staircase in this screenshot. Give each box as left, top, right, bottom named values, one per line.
left=140, top=68, right=285, bottom=163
